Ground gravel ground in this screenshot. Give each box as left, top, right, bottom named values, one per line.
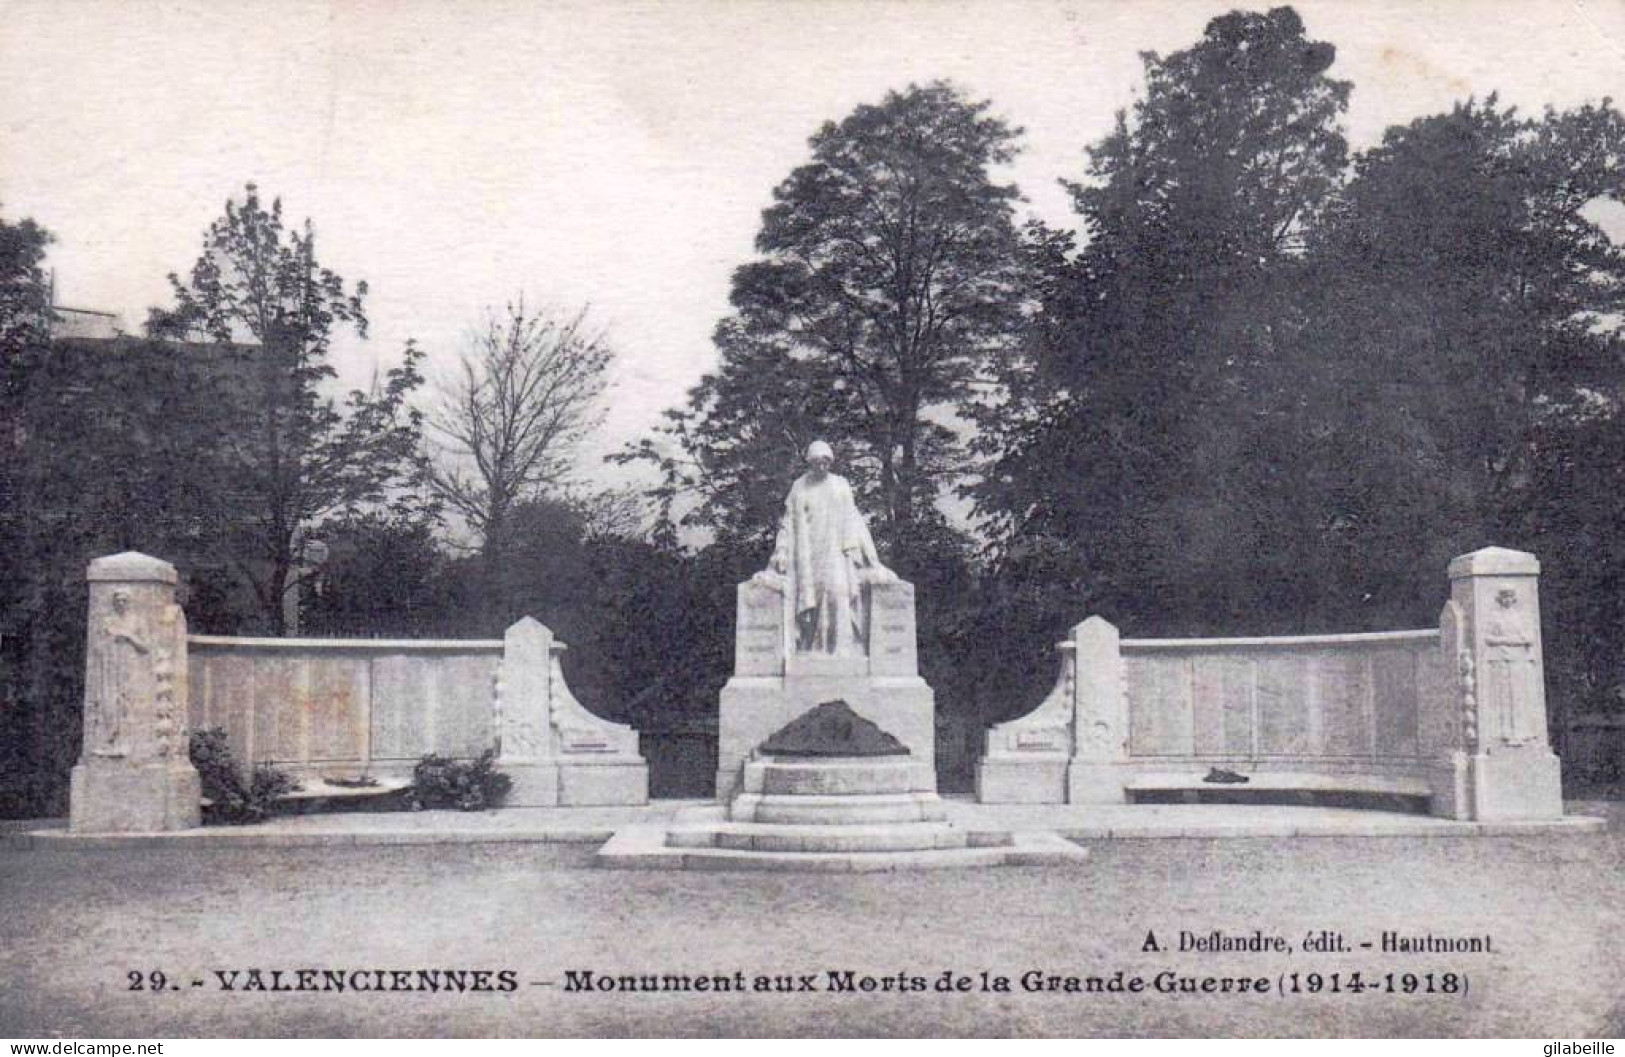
left=2, top=813, right=1621, bottom=1038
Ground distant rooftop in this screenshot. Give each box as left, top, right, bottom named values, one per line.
left=51, top=306, right=125, bottom=340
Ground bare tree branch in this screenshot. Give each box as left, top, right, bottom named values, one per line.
left=428, top=298, right=614, bottom=554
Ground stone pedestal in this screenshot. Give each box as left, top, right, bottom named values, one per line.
left=716, top=578, right=935, bottom=800
left=71, top=763, right=201, bottom=833
left=1469, top=747, right=1563, bottom=819
left=978, top=617, right=1129, bottom=804
left=497, top=618, right=648, bottom=806
left=69, top=552, right=201, bottom=833
left=1443, top=547, right=1564, bottom=820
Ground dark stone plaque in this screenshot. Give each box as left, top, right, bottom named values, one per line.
left=759, top=699, right=909, bottom=757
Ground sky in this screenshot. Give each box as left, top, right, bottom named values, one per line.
left=3, top=0, right=1623, bottom=484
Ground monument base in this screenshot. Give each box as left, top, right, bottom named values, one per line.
left=1470, top=748, right=1563, bottom=820
left=1067, top=760, right=1133, bottom=804
left=975, top=757, right=1136, bottom=805
left=562, top=760, right=648, bottom=805
left=504, top=759, right=649, bottom=807
left=1426, top=753, right=1474, bottom=820
left=976, top=755, right=1068, bottom=803
left=503, top=762, right=562, bottom=806
left=70, top=761, right=200, bottom=833
left=716, top=675, right=934, bottom=801
left=597, top=751, right=1088, bottom=871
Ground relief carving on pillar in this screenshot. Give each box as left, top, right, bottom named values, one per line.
left=151, top=603, right=187, bottom=759
left=86, top=588, right=149, bottom=759
left=1079, top=717, right=1117, bottom=756
left=1074, top=655, right=1131, bottom=758
left=1459, top=647, right=1478, bottom=753
left=494, top=647, right=544, bottom=759
left=72, top=552, right=202, bottom=834
left=1482, top=587, right=1541, bottom=747
left=1440, top=598, right=1477, bottom=754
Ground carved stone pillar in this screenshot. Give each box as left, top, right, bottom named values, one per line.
left=1427, top=598, right=1474, bottom=819
left=1447, top=547, right=1563, bottom=819
left=497, top=617, right=648, bottom=806
left=69, top=552, right=201, bottom=833
left=1065, top=616, right=1131, bottom=803
left=977, top=616, right=1130, bottom=804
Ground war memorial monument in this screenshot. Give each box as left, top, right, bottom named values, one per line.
left=56, top=440, right=1596, bottom=873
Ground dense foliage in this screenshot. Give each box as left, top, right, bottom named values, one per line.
left=966, top=11, right=1625, bottom=743
left=0, top=210, right=52, bottom=367
left=151, top=184, right=431, bottom=635
left=408, top=750, right=512, bottom=812
left=974, top=7, right=1354, bottom=636
left=1, top=336, right=257, bottom=815
left=189, top=728, right=300, bottom=825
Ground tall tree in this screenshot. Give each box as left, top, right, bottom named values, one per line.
left=0, top=208, right=54, bottom=552
left=1312, top=98, right=1625, bottom=718
left=0, top=209, right=54, bottom=534
left=0, top=209, right=53, bottom=367
left=973, top=7, right=1352, bottom=634
left=627, top=81, right=1030, bottom=561
left=156, top=183, right=429, bottom=633
left=0, top=210, right=57, bottom=814
left=625, top=320, right=861, bottom=552
left=427, top=300, right=613, bottom=628
left=1315, top=99, right=1625, bottom=510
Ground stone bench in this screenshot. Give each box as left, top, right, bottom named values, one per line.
left=1124, top=771, right=1433, bottom=799
left=278, top=776, right=413, bottom=802
left=200, top=775, right=412, bottom=809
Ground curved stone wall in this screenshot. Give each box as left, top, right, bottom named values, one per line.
left=978, top=547, right=1564, bottom=821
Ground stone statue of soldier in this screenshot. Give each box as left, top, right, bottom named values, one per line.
left=719, top=443, right=932, bottom=800
left=754, top=440, right=897, bottom=656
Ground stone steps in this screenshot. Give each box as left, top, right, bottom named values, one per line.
left=595, top=825, right=1087, bottom=872
left=593, top=752, right=1089, bottom=871
left=671, top=844, right=1016, bottom=872
left=731, top=792, right=949, bottom=825
left=669, top=821, right=971, bottom=853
